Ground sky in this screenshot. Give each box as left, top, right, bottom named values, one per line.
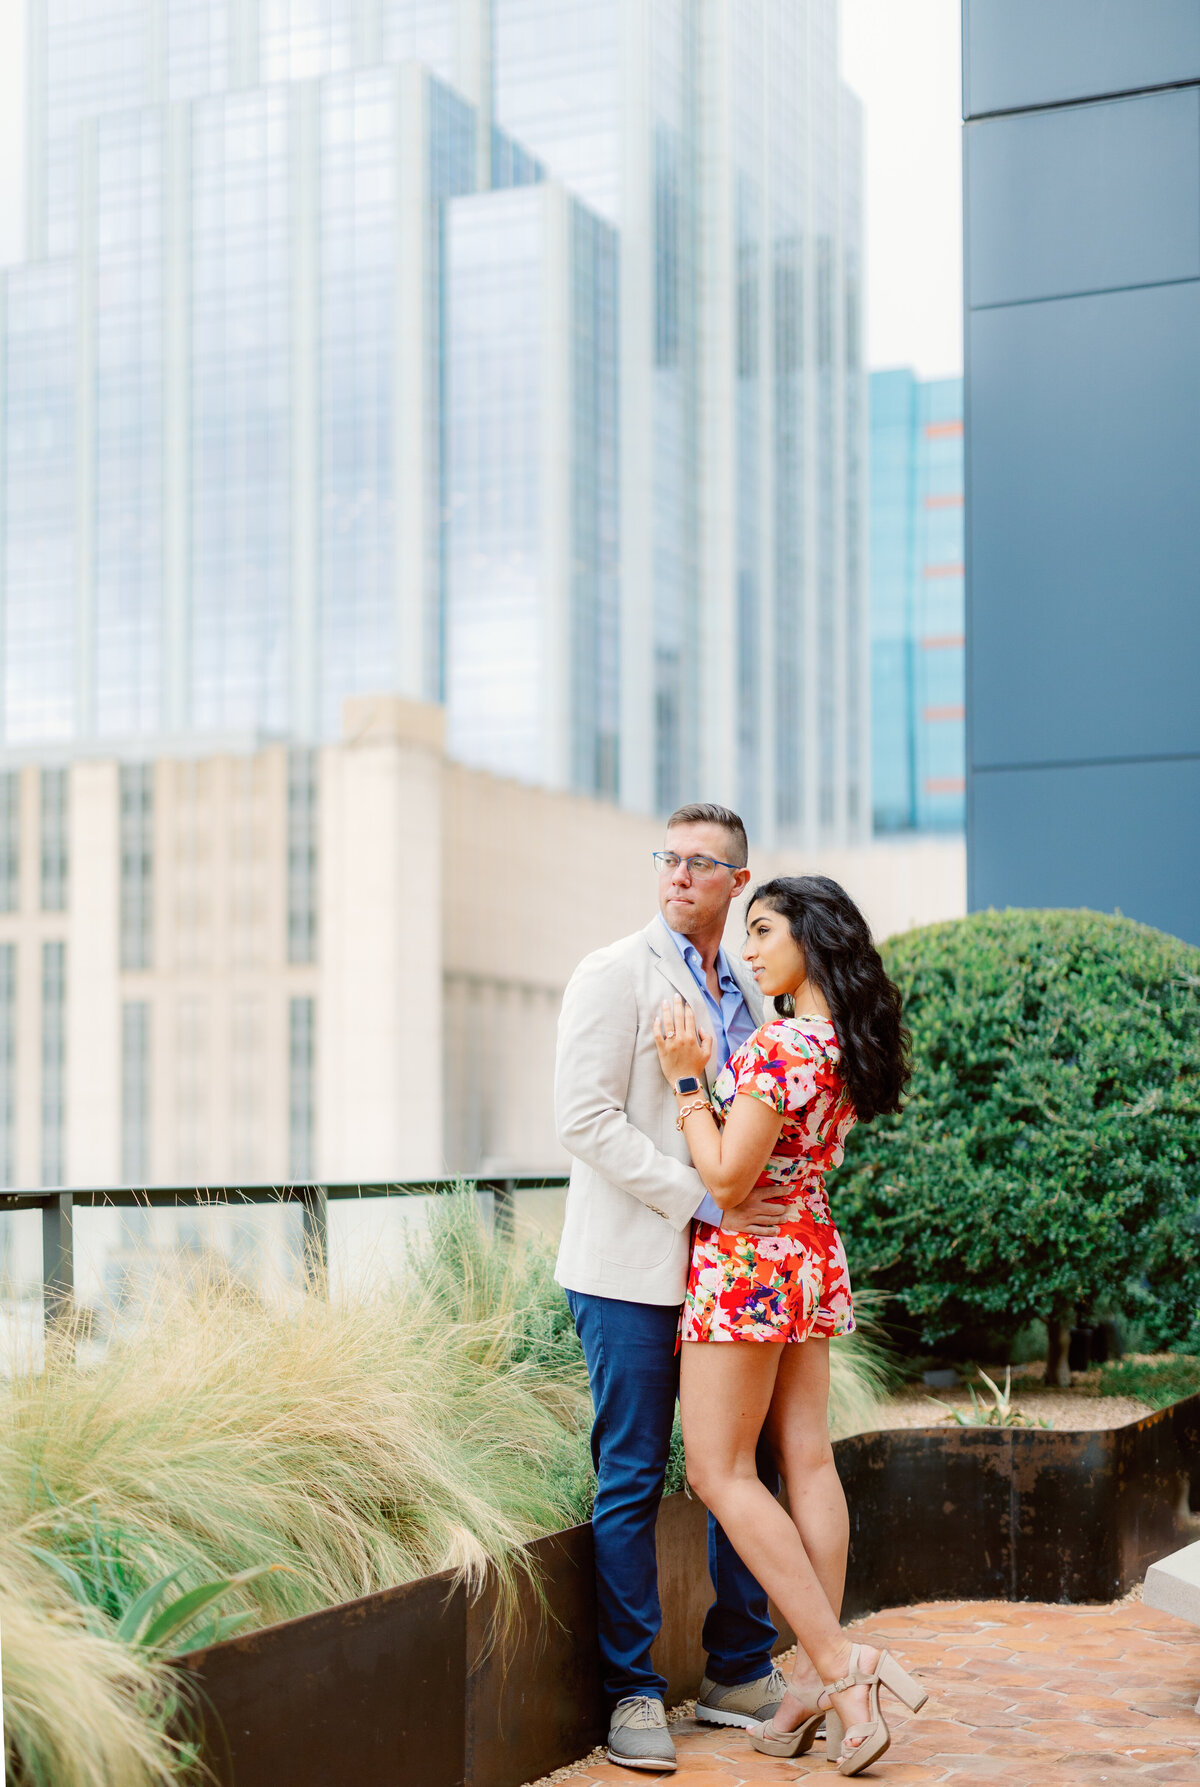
left=0, top=0, right=963, bottom=378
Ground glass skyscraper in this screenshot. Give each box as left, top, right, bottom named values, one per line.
left=869, top=368, right=964, bottom=833
left=4, top=0, right=867, bottom=844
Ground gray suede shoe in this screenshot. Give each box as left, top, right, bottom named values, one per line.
left=606, top=1696, right=677, bottom=1772
left=695, top=1665, right=788, bottom=1730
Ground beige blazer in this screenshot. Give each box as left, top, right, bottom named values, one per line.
left=553, top=916, right=765, bottom=1306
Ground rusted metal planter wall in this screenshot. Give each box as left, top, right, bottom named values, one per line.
left=180, top=1392, right=1200, bottom=1787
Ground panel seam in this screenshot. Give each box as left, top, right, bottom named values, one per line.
left=966, top=76, right=1200, bottom=123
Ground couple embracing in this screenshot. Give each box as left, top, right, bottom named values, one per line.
left=553, top=804, right=926, bottom=1776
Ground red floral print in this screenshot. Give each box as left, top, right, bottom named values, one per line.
left=681, top=1016, right=857, bottom=1344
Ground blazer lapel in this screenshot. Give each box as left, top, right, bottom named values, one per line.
left=643, top=916, right=706, bottom=1007
left=641, top=917, right=728, bottom=1094
left=727, top=952, right=765, bottom=1027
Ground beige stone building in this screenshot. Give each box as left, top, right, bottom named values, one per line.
left=0, top=697, right=964, bottom=1197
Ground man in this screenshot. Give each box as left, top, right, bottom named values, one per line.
left=555, top=803, right=788, bottom=1773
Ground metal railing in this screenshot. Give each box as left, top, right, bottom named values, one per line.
left=0, top=1176, right=570, bottom=1328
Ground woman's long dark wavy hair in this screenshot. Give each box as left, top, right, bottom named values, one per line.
left=747, top=874, right=910, bottom=1122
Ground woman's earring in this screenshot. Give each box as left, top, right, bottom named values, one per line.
left=776, top=992, right=795, bottom=1018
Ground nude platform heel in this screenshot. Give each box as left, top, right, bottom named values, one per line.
left=820, top=1645, right=928, bottom=1777
left=749, top=1708, right=824, bottom=1758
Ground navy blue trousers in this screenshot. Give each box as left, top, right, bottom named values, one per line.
left=567, top=1289, right=778, bottom=1707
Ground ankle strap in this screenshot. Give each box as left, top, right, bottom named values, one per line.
left=824, top=1644, right=874, bottom=1696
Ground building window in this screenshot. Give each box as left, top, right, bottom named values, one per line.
left=121, top=1001, right=151, bottom=1185
left=0, top=945, right=15, bottom=1188
left=0, top=774, right=19, bottom=914
left=40, top=769, right=69, bottom=912
left=42, top=941, right=66, bottom=1187
left=288, top=996, right=315, bottom=1180
left=287, top=751, right=317, bottom=966
left=120, top=765, right=155, bottom=970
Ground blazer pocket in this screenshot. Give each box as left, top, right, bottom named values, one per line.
left=598, top=1194, right=679, bottom=1271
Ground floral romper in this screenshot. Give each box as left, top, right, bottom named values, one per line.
left=681, top=1015, right=857, bottom=1344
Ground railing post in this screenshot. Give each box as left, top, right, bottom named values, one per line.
left=493, top=1177, right=515, bottom=1244
left=300, top=1184, right=328, bottom=1288
left=42, top=1190, right=74, bottom=1330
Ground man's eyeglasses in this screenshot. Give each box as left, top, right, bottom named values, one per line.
left=652, top=851, right=740, bottom=880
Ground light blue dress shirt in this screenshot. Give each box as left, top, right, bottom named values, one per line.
left=658, top=916, right=758, bottom=1229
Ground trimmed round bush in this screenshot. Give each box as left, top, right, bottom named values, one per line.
left=836, top=909, right=1200, bottom=1375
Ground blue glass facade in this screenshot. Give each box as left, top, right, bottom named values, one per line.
left=445, top=184, right=618, bottom=791
left=1, top=263, right=76, bottom=744
left=7, top=0, right=866, bottom=840
left=869, top=369, right=965, bottom=834
left=964, top=2, right=1200, bottom=944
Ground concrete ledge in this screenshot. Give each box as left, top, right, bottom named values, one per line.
left=1144, top=1541, right=1200, bottom=1715
left=1146, top=1540, right=1200, bottom=1627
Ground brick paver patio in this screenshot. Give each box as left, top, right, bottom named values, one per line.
left=537, top=1599, right=1200, bottom=1786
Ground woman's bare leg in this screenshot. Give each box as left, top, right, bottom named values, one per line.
left=759, top=1339, right=849, bottom=1729
left=680, top=1340, right=876, bottom=1749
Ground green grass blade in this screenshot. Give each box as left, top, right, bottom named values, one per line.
left=139, top=1565, right=281, bottom=1652
left=113, top=1567, right=188, bottom=1645
left=26, top=1543, right=91, bottom=1608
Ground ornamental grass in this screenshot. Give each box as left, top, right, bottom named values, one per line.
left=0, top=1191, right=890, bottom=1784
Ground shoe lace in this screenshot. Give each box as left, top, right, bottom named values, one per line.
left=622, top=1697, right=664, bottom=1729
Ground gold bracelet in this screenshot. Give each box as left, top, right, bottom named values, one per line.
left=675, top=1098, right=712, bottom=1131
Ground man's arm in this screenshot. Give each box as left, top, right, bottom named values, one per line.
left=554, top=953, right=706, bottom=1233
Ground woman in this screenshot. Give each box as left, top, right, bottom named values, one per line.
left=653, top=874, right=922, bottom=1777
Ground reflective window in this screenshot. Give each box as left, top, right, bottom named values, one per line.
left=190, top=88, right=291, bottom=733
left=0, top=775, right=19, bottom=914
left=2, top=265, right=76, bottom=744
left=288, top=995, right=315, bottom=1180
left=493, top=0, right=621, bottom=223
left=446, top=191, right=545, bottom=783
left=380, top=0, right=454, bottom=81
left=41, top=940, right=67, bottom=1188
left=260, top=0, right=353, bottom=84
left=0, top=946, right=15, bottom=1189
left=166, top=0, right=231, bottom=99
left=121, top=1000, right=151, bottom=1184
left=286, top=749, right=317, bottom=965
left=317, top=68, right=476, bottom=731
left=95, top=111, right=164, bottom=737
left=446, top=187, right=618, bottom=791
left=868, top=368, right=965, bottom=833
left=42, top=0, right=149, bottom=254
left=120, top=764, right=154, bottom=970
left=40, top=769, right=70, bottom=912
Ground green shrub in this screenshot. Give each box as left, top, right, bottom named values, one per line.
left=836, top=909, right=1200, bottom=1376
left=1097, top=1355, right=1200, bottom=1409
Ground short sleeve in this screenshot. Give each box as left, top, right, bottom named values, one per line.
left=730, top=1023, right=820, bottom=1116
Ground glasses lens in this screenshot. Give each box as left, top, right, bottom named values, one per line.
left=688, top=856, right=718, bottom=878
left=653, top=852, right=680, bottom=873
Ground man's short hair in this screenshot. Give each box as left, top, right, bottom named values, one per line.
left=664, top=803, right=748, bottom=868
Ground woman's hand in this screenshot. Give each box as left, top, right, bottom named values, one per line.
left=653, top=995, right=713, bottom=1083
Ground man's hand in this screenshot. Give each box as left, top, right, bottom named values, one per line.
left=720, top=1182, right=789, bottom=1238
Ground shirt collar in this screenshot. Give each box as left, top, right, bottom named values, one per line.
left=658, top=914, right=739, bottom=996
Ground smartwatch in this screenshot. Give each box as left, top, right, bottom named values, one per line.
left=674, top=1075, right=702, bottom=1096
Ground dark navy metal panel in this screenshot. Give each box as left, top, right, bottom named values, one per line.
left=965, top=90, right=1200, bottom=307
left=963, top=0, right=1200, bottom=119
left=967, top=280, right=1200, bottom=769
left=969, top=759, right=1200, bottom=945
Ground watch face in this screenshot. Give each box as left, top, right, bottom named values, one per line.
left=676, top=1076, right=701, bottom=1095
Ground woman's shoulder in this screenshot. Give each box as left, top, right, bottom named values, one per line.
left=751, top=1014, right=839, bottom=1058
